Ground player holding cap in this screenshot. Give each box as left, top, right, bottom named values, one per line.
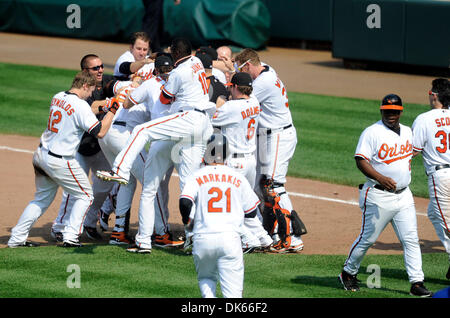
left=338, top=94, right=433, bottom=297
left=179, top=133, right=261, bottom=298
left=8, top=72, right=118, bottom=248
left=412, top=78, right=450, bottom=280
left=212, top=72, right=273, bottom=252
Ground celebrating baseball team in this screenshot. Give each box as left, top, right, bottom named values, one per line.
left=6, top=31, right=450, bottom=298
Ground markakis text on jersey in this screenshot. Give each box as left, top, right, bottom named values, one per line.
left=378, top=140, right=413, bottom=164
left=241, top=106, right=261, bottom=120
left=196, top=174, right=242, bottom=188
left=51, top=98, right=74, bottom=116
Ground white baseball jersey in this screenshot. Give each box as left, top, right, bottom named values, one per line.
left=129, top=75, right=171, bottom=119
left=180, top=165, right=260, bottom=235
left=412, top=108, right=450, bottom=174
left=355, top=120, right=413, bottom=189
left=40, top=91, right=100, bottom=157
left=112, top=81, right=150, bottom=130
left=114, top=51, right=135, bottom=78
left=162, top=55, right=210, bottom=112
left=134, top=62, right=154, bottom=80
left=252, top=64, right=292, bottom=129
left=212, top=96, right=260, bottom=154
left=212, top=68, right=226, bottom=84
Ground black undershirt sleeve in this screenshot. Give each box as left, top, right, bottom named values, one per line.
left=179, top=198, right=193, bottom=225
left=119, top=62, right=133, bottom=75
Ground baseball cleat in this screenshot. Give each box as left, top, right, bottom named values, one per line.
left=287, top=242, right=304, bottom=253
left=109, top=231, right=134, bottom=245
left=154, top=232, right=184, bottom=248
left=183, top=236, right=193, bottom=255
left=84, top=226, right=102, bottom=240
left=410, top=282, right=433, bottom=297
left=96, top=170, right=128, bottom=185
left=126, top=243, right=152, bottom=254
left=62, top=240, right=83, bottom=248
left=8, top=241, right=40, bottom=248
left=268, top=241, right=289, bottom=254
left=338, top=270, right=360, bottom=292
left=50, top=229, right=63, bottom=242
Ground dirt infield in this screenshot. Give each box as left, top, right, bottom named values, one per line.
left=0, top=32, right=444, bottom=255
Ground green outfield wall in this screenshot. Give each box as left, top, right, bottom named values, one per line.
left=0, top=0, right=448, bottom=68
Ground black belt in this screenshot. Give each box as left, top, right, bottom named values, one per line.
left=359, top=183, right=406, bottom=194
left=435, top=164, right=450, bottom=172
left=266, top=124, right=292, bottom=135
left=232, top=152, right=254, bottom=158
left=180, top=109, right=206, bottom=115
left=39, top=142, right=63, bottom=159
left=113, top=121, right=126, bottom=126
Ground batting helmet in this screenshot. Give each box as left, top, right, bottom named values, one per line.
left=204, top=133, right=228, bottom=165
left=380, top=94, right=403, bottom=111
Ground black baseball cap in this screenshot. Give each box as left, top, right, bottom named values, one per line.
left=196, top=53, right=213, bottom=69
left=155, top=55, right=173, bottom=68
left=196, top=46, right=218, bottom=60
left=226, top=72, right=253, bottom=87
left=380, top=93, right=403, bottom=111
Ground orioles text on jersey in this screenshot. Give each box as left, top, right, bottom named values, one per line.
left=377, top=140, right=413, bottom=164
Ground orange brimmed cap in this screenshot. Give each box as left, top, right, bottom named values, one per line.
left=380, top=94, right=403, bottom=110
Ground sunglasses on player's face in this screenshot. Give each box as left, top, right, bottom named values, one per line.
left=85, top=64, right=104, bottom=71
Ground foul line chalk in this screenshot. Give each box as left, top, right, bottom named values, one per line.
left=0, top=145, right=427, bottom=216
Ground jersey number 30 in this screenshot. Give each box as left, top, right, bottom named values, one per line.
left=47, top=110, right=62, bottom=133
left=208, top=187, right=231, bottom=213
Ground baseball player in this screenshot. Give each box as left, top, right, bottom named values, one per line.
left=211, top=72, right=273, bottom=252
left=234, top=48, right=304, bottom=253
left=97, top=37, right=213, bottom=253
left=179, top=133, right=260, bottom=298
left=338, top=94, right=433, bottom=297
left=8, top=72, right=118, bottom=248
left=412, top=78, right=450, bottom=280
left=51, top=54, right=118, bottom=242
left=97, top=76, right=150, bottom=245
left=121, top=54, right=183, bottom=247
left=114, top=31, right=153, bottom=81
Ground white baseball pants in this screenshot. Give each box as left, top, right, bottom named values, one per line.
left=193, top=232, right=244, bottom=298
left=112, top=110, right=213, bottom=249
left=98, top=123, right=169, bottom=234
left=427, top=169, right=450, bottom=262
left=9, top=146, right=92, bottom=246
left=256, top=125, right=297, bottom=211
left=52, top=150, right=113, bottom=232
left=344, top=184, right=425, bottom=283
left=228, top=154, right=272, bottom=247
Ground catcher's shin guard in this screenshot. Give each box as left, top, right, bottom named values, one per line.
left=262, top=203, right=277, bottom=234
left=275, top=208, right=290, bottom=246
left=290, top=210, right=307, bottom=236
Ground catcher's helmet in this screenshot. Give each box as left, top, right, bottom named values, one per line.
left=380, top=94, right=403, bottom=111
left=204, top=133, right=228, bottom=165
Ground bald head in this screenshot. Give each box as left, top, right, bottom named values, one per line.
left=216, top=46, right=232, bottom=60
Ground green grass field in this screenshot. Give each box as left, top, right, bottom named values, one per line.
left=1, top=62, right=447, bottom=299
left=1, top=245, right=448, bottom=298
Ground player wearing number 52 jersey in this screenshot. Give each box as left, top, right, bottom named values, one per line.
left=412, top=78, right=450, bottom=280
left=179, top=134, right=260, bottom=298
left=234, top=48, right=302, bottom=253
left=8, top=72, right=117, bottom=248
